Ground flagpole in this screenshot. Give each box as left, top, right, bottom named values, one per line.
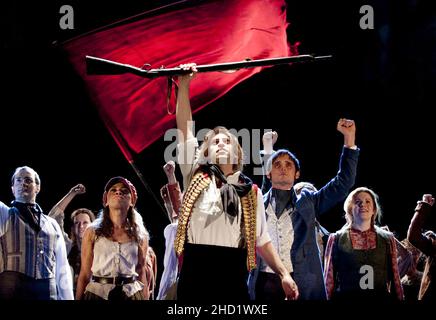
left=86, top=54, right=332, bottom=78
left=129, top=160, right=171, bottom=223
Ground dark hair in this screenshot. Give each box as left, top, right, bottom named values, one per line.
left=266, top=149, right=301, bottom=175
left=93, top=206, right=148, bottom=245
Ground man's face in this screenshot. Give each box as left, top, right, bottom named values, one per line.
left=208, top=132, right=236, bottom=165
left=73, top=213, right=92, bottom=240
left=268, top=154, right=300, bottom=190
left=11, top=169, right=40, bottom=203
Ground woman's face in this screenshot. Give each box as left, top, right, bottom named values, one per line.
left=106, top=182, right=133, bottom=210
left=73, top=213, right=92, bottom=240
left=351, top=191, right=375, bottom=225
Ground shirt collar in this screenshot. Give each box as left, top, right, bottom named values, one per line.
left=226, top=171, right=241, bottom=184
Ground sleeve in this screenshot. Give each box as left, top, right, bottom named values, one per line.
left=311, top=146, right=359, bottom=218
left=395, top=238, right=413, bottom=279
left=167, top=182, right=183, bottom=219
left=323, top=234, right=336, bottom=300
left=255, top=188, right=271, bottom=247
left=52, top=218, right=74, bottom=300
left=0, top=201, right=10, bottom=236
left=177, top=137, right=199, bottom=190
left=146, top=247, right=158, bottom=298
left=161, top=184, right=177, bottom=223
left=388, top=235, right=405, bottom=300
left=259, top=150, right=273, bottom=194
left=157, top=223, right=178, bottom=300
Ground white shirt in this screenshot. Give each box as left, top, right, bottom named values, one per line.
left=85, top=237, right=144, bottom=300
left=157, top=222, right=178, bottom=300
left=177, top=138, right=271, bottom=248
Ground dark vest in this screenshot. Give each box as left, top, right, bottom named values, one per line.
left=332, top=228, right=393, bottom=299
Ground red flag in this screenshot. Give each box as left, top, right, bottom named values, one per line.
left=62, top=0, right=296, bottom=161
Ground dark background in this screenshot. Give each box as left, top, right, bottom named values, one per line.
left=1, top=0, right=436, bottom=296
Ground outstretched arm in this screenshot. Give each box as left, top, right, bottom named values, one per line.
left=176, top=64, right=197, bottom=143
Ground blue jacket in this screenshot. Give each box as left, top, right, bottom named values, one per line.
left=248, top=147, right=359, bottom=300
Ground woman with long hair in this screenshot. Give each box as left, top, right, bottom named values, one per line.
left=75, top=177, right=150, bottom=300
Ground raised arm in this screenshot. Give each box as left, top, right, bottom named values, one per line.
left=161, top=161, right=182, bottom=222
left=163, top=160, right=177, bottom=185
left=407, top=194, right=435, bottom=256
left=49, top=184, right=86, bottom=227
left=337, top=118, right=356, bottom=148
left=311, top=119, right=359, bottom=216
left=176, top=64, right=197, bottom=143
left=49, top=184, right=86, bottom=251
left=260, top=131, right=278, bottom=194
left=49, top=184, right=86, bottom=217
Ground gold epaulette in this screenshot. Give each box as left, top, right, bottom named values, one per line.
left=241, top=185, right=258, bottom=271
left=174, top=171, right=211, bottom=256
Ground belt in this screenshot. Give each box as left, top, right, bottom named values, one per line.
left=92, top=276, right=136, bottom=286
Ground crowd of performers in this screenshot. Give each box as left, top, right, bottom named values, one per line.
left=1, top=65, right=434, bottom=301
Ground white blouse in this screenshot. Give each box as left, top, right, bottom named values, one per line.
left=85, top=237, right=144, bottom=299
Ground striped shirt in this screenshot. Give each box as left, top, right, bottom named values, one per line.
left=0, top=201, right=73, bottom=299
